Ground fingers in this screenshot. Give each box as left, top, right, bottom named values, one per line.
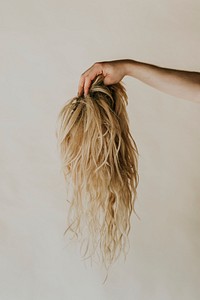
left=78, top=76, right=85, bottom=97
left=84, top=76, right=93, bottom=96
left=77, top=63, right=104, bottom=97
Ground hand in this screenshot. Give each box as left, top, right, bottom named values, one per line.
left=77, top=59, right=131, bottom=97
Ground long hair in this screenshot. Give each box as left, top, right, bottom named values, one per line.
left=56, top=75, right=139, bottom=271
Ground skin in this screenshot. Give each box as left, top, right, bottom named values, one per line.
left=78, top=59, right=200, bottom=103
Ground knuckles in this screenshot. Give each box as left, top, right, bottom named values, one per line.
left=94, top=62, right=103, bottom=68
left=80, top=62, right=103, bottom=81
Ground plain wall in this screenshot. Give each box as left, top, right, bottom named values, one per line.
left=0, top=0, right=200, bottom=299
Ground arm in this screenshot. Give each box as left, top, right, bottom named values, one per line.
left=125, top=59, right=200, bottom=103
left=78, top=59, right=200, bottom=103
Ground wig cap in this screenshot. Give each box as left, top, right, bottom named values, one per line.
left=56, top=75, right=139, bottom=270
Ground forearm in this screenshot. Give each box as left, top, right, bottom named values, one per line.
left=125, top=59, right=200, bottom=102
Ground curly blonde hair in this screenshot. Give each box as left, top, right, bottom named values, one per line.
left=56, top=75, right=139, bottom=270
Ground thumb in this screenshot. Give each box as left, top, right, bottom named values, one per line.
left=103, top=75, right=114, bottom=86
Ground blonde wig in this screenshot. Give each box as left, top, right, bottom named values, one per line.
left=56, top=75, right=139, bottom=270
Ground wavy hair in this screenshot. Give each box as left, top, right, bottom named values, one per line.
left=56, top=75, right=139, bottom=271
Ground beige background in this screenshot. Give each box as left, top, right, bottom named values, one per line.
left=0, top=0, right=200, bottom=299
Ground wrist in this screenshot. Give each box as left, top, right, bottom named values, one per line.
left=123, top=59, right=141, bottom=78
